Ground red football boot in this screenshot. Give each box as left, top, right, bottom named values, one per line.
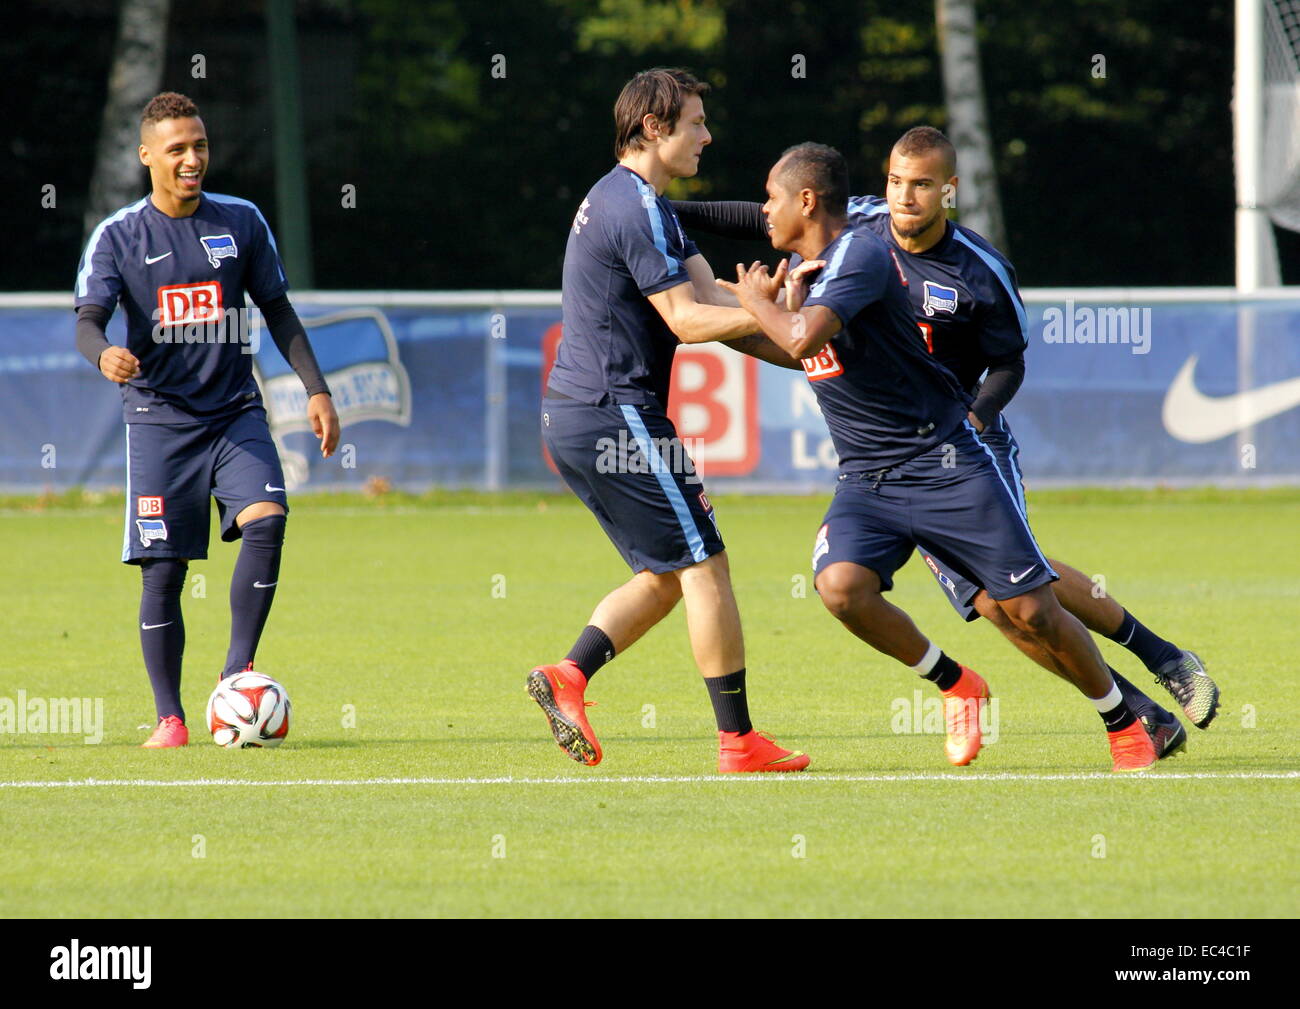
left=718, top=729, right=810, bottom=773
left=526, top=660, right=601, bottom=766
left=141, top=715, right=188, bottom=749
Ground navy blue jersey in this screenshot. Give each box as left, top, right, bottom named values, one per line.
left=799, top=224, right=970, bottom=472
left=75, top=193, right=289, bottom=424
left=847, top=195, right=1027, bottom=393
left=549, top=166, right=700, bottom=407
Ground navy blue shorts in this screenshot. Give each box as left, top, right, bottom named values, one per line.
left=812, top=420, right=1056, bottom=601
left=914, top=415, right=1034, bottom=620
left=543, top=395, right=724, bottom=574
left=122, top=407, right=288, bottom=564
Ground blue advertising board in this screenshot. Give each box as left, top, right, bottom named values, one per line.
left=3, top=291, right=1298, bottom=491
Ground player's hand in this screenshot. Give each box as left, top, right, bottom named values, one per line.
left=716, top=261, right=785, bottom=311
left=308, top=393, right=340, bottom=458
left=785, top=259, right=826, bottom=312
left=98, top=346, right=140, bottom=383
left=967, top=410, right=985, bottom=434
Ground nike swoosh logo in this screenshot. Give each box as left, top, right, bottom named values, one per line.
left=1163, top=354, right=1300, bottom=443
left=141, top=621, right=173, bottom=630
left=264, top=483, right=285, bottom=492
left=253, top=581, right=277, bottom=589
left=1009, top=565, right=1037, bottom=584
left=719, top=689, right=742, bottom=694
left=144, top=252, right=172, bottom=264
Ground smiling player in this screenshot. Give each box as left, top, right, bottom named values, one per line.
left=74, top=92, right=339, bottom=747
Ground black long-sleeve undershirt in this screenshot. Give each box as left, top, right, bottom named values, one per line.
left=970, top=355, right=1025, bottom=428
left=75, top=304, right=113, bottom=368
left=672, top=200, right=768, bottom=241
left=74, top=295, right=330, bottom=398
left=258, top=295, right=330, bottom=397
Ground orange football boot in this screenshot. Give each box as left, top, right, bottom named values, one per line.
left=718, top=729, right=810, bottom=773
left=526, top=660, right=601, bottom=766
left=141, top=715, right=188, bottom=749
left=941, top=666, right=990, bottom=766
left=1108, top=719, right=1157, bottom=772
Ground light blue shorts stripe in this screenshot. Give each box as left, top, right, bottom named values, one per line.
left=620, top=405, right=708, bottom=563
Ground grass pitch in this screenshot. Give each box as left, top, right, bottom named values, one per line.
left=1, top=488, right=1297, bottom=918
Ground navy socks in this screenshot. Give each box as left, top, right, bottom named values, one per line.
left=140, top=558, right=187, bottom=721
left=222, top=515, right=286, bottom=679
left=1106, top=609, right=1182, bottom=673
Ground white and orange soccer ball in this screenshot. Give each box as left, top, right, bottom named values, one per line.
left=206, top=671, right=292, bottom=748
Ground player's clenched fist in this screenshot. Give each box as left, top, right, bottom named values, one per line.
left=99, top=346, right=141, bottom=383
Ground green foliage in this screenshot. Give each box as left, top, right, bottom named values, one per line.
left=571, top=0, right=727, bottom=54
left=3, top=0, right=1251, bottom=292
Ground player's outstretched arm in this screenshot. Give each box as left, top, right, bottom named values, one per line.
left=721, top=333, right=803, bottom=370
left=646, top=278, right=762, bottom=345
left=671, top=201, right=768, bottom=242
left=258, top=295, right=339, bottom=458
left=685, top=253, right=739, bottom=307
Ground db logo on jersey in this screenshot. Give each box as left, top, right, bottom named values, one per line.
left=157, top=282, right=223, bottom=326
left=801, top=343, right=844, bottom=381
left=137, top=496, right=164, bottom=517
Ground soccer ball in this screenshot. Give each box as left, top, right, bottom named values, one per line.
left=206, top=671, right=292, bottom=748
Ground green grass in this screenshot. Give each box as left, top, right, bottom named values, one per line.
left=1, top=491, right=1297, bottom=918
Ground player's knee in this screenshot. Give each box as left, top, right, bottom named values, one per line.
left=1003, top=592, right=1056, bottom=636
left=140, top=557, right=188, bottom=597
left=973, top=590, right=1009, bottom=627
left=236, top=501, right=286, bottom=528
left=815, top=567, right=875, bottom=622
left=240, top=513, right=286, bottom=549
left=639, top=570, right=682, bottom=609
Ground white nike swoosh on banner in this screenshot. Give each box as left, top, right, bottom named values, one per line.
left=144, top=252, right=172, bottom=264
left=1163, top=354, right=1300, bottom=443
left=141, top=621, right=173, bottom=630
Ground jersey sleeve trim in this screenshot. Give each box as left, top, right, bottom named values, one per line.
left=640, top=275, right=692, bottom=298
left=847, top=195, right=889, bottom=218
left=808, top=231, right=855, bottom=299
left=952, top=229, right=1028, bottom=343
left=75, top=197, right=149, bottom=298
left=204, top=192, right=288, bottom=288
left=630, top=177, right=682, bottom=279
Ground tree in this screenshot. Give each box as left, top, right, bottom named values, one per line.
left=935, top=0, right=1007, bottom=251
left=83, top=0, right=171, bottom=240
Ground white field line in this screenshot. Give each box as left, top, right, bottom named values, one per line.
left=0, top=771, right=1296, bottom=789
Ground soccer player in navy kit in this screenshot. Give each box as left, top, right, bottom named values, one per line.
left=74, top=93, right=338, bottom=748
left=678, top=128, right=1220, bottom=748
left=528, top=68, right=808, bottom=773
left=718, top=143, right=1156, bottom=771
